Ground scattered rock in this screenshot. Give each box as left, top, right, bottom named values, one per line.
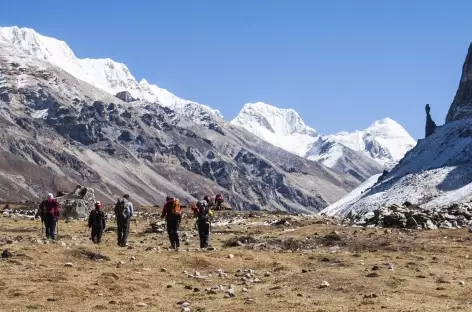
left=319, top=281, right=330, bottom=288
left=161, top=268, right=168, bottom=272
left=136, top=302, right=147, bottom=307
left=64, top=262, right=73, bottom=267
left=366, top=273, right=381, bottom=278
left=1, top=249, right=12, bottom=258
left=459, top=281, right=465, bottom=286
left=228, top=254, right=235, bottom=259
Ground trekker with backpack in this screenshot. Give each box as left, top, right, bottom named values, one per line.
left=88, top=201, right=106, bottom=244
left=215, top=194, right=224, bottom=210
left=114, top=194, right=134, bottom=247
left=35, top=193, right=61, bottom=240
left=161, top=196, right=182, bottom=250
left=194, top=199, right=214, bottom=249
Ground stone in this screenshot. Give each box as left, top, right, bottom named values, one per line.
left=1, top=249, right=12, bottom=258
left=136, top=302, right=147, bottom=307
left=366, top=272, right=381, bottom=278
left=161, top=268, right=168, bottom=272
left=245, top=299, right=254, bottom=304
left=459, top=281, right=465, bottom=286
left=319, top=281, right=330, bottom=288
left=64, top=262, right=73, bottom=267
left=59, top=185, right=96, bottom=219
left=264, top=272, right=272, bottom=277
left=181, top=308, right=191, bottom=312
left=115, top=91, right=136, bottom=102
left=425, top=104, right=437, bottom=137
left=228, top=254, right=235, bottom=259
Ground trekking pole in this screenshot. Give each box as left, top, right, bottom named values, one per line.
left=56, top=218, right=59, bottom=241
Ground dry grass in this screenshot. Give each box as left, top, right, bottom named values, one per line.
left=1, top=212, right=472, bottom=311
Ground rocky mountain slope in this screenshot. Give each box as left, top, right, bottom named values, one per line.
left=323, top=43, right=472, bottom=216
left=0, top=34, right=360, bottom=212
left=231, top=102, right=414, bottom=181
left=0, top=26, right=221, bottom=125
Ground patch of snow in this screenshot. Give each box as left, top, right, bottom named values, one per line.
left=321, top=173, right=382, bottom=216
left=31, top=109, right=48, bottom=119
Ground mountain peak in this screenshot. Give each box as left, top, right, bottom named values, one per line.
left=446, top=42, right=472, bottom=123
left=0, top=25, right=222, bottom=124
left=234, top=102, right=317, bottom=137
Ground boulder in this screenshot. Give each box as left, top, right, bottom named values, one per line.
left=58, top=185, right=96, bottom=219
left=425, top=104, right=437, bottom=137
left=115, top=91, right=136, bottom=103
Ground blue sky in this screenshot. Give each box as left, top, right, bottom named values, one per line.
left=2, top=0, right=471, bottom=139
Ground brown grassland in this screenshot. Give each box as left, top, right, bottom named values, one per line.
left=1, top=209, right=472, bottom=311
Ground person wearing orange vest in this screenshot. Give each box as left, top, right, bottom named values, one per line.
left=161, top=196, right=182, bottom=250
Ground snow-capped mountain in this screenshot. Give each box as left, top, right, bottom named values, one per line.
left=321, top=118, right=417, bottom=168
left=0, top=26, right=222, bottom=122
left=231, top=102, right=318, bottom=157
left=322, top=42, right=472, bottom=216
left=231, top=102, right=416, bottom=170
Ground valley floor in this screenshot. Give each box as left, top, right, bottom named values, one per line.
left=1, top=210, right=472, bottom=311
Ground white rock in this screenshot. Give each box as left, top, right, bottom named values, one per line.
left=64, top=262, right=73, bottom=267
left=320, top=281, right=330, bottom=288
left=136, top=302, right=147, bottom=307
left=459, top=281, right=465, bottom=286
left=228, top=254, right=235, bottom=259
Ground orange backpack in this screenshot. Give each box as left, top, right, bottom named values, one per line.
left=170, top=198, right=182, bottom=216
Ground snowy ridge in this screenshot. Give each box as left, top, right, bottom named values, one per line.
left=231, top=102, right=317, bottom=157
left=324, top=118, right=417, bottom=167
left=0, top=26, right=222, bottom=121
left=322, top=119, right=472, bottom=216
left=231, top=102, right=416, bottom=169
left=321, top=173, right=382, bottom=216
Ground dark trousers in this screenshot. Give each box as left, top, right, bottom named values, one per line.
left=117, top=217, right=130, bottom=246
left=166, top=218, right=180, bottom=249
left=43, top=215, right=57, bottom=240
left=91, top=226, right=103, bottom=244
left=198, top=221, right=210, bottom=248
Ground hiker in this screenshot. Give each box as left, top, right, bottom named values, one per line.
left=88, top=201, right=106, bottom=244
left=35, top=193, right=61, bottom=240
left=114, top=194, right=134, bottom=247
left=215, top=194, right=224, bottom=210
left=194, top=199, right=214, bottom=249
left=161, top=196, right=182, bottom=250
left=203, top=195, right=212, bottom=206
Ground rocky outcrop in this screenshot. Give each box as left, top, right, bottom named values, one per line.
left=425, top=104, right=437, bottom=137
left=115, top=91, right=135, bottom=102
left=446, top=43, right=472, bottom=123
left=350, top=203, right=472, bottom=230
left=58, top=185, right=96, bottom=219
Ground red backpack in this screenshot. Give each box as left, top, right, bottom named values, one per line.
left=45, top=199, right=60, bottom=217
left=215, top=194, right=223, bottom=202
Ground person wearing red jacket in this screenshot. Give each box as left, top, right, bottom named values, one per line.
left=36, top=193, right=61, bottom=240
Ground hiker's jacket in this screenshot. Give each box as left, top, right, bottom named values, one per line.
left=88, top=209, right=106, bottom=229
left=37, top=199, right=61, bottom=219
left=161, top=201, right=180, bottom=221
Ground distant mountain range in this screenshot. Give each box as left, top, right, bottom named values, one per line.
left=0, top=26, right=417, bottom=212
left=231, top=102, right=416, bottom=181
